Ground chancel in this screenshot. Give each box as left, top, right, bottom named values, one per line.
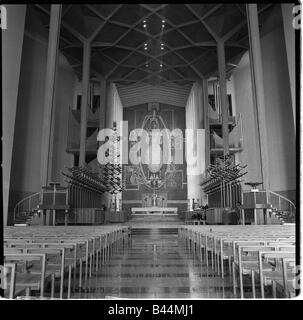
left=2, top=3, right=297, bottom=300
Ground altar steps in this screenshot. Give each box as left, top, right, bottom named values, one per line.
left=126, top=213, right=182, bottom=228
left=131, top=228, right=178, bottom=236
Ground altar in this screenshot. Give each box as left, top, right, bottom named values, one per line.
left=131, top=207, right=178, bottom=215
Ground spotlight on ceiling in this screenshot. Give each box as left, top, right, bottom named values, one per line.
left=160, top=63, right=163, bottom=68
left=161, top=43, right=164, bottom=50
left=161, top=20, right=165, bottom=28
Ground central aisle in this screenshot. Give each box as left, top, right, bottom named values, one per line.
left=72, top=228, right=234, bottom=299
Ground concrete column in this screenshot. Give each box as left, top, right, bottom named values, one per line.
left=281, top=3, right=296, bottom=132
left=202, top=78, right=210, bottom=169
left=247, top=4, right=270, bottom=190
left=186, top=83, right=204, bottom=206
left=99, top=77, right=107, bottom=132
left=40, top=5, right=62, bottom=187
left=2, top=5, right=27, bottom=226
left=79, top=42, right=91, bottom=166
left=103, top=83, right=124, bottom=210
left=99, top=78, right=107, bottom=207
left=217, top=41, right=229, bottom=156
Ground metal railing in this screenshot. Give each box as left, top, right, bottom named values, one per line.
left=13, top=192, right=41, bottom=222
left=242, top=190, right=296, bottom=222
left=267, top=191, right=296, bottom=221
left=13, top=184, right=70, bottom=223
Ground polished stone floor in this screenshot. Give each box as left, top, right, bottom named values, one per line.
left=72, top=228, right=235, bottom=299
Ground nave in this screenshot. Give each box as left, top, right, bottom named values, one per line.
left=72, top=228, right=231, bottom=299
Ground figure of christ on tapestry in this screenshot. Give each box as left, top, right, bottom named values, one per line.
left=124, top=165, right=139, bottom=190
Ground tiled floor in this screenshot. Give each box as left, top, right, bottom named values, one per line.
left=72, top=228, right=235, bottom=299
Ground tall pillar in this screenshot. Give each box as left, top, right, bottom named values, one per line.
left=217, top=41, right=229, bottom=156
left=99, top=78, right=107, bottom=207
left=40, top=5, right=62, bottom=187
left=202, top=78, right=210, bottom=169
left=281, top=3, right=296, bottom=132
left=246, top=4, right=270, bottom=190
left=186, top=83, right=205, bottom=207
left=3, top=5, right=26, bottom=226
left=99, top=77, right=107, bottom=131
left=79, top=42, right=91, bottom=166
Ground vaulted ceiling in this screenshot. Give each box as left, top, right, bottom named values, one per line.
left=32, top=3, right=274, bottom=86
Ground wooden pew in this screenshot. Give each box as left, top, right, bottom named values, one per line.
left=4, top=225, right=130, bottom=299
left=3, top=263, right=17, bottom=299
left=4, top=253, right=48, bottom=298
left=259, top=251, right=296, bottom=298
left=178, top=225, right=296, bottom=298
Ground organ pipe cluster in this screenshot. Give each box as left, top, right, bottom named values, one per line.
left=62, top=166, right=107, bottom=208
left=103, top=125, right=124, bottom=194
left=201, top=154, right=247, bottom=194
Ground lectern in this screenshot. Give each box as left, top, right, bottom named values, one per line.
left=38, top=182, right=69, bottom=225
left=242, top=182, right=270, bottom=224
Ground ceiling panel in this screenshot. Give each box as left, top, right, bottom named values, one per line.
left=92, top=4, right=122, bottom=18
left=158, top=4, right=197, bottom=25
left=161, top=29, right=191, bottom=47
left=30, top=3, right=273, bottom=84
left=110, top=4, right=148, bottom=25
left=117, top=29, right=149, bottom=47
left=180, top=22, right=215, bottom=42
left=94, top=23, right=129, bottom=43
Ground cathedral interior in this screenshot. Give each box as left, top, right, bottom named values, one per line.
left=2, top=4, right=298, bottom=300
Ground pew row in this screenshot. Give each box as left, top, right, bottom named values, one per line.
left=3, top=226, right=130, bottom=299
left=178, top=225, right=296, bottom=298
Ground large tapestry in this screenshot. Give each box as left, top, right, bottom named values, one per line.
left=122, top=103, right=187, bottom=212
